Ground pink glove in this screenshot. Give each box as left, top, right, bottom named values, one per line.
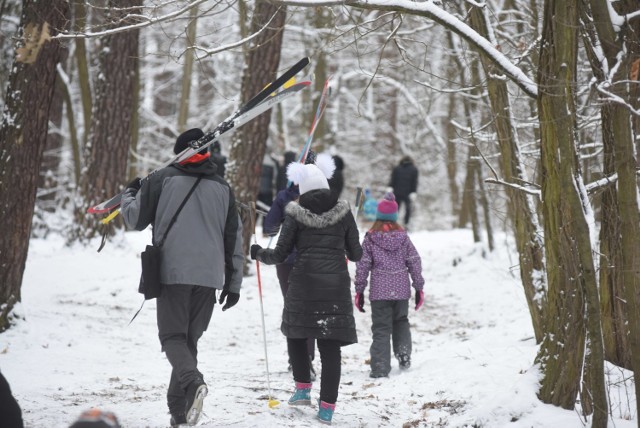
left=415, top=290, right=424, bottom=311
left=354, top=292, right=365, bottom=313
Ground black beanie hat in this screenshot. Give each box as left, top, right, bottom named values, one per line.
left=174, top=128, right=205, bottom=155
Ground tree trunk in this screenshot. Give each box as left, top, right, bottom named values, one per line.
left=177, top=5, right=198, bottom=133
left=535, top=2, right=606, bottom=423
left=72, top=0, right=142, bottom=240
left=583, top=0, right=640, bottom=421
left=476, top=166, right=494, bottom=252
left=73, top=0, right=92, bottom=146
left=465, top=148, right=481, bottom=243
left=0, top=0, right=70, bottom=331
left=227, top=0, right=287, bottom=256
left=309, top=7, right=333, bottom=150
left=468, top=5, right=546, bottom=343
left=579, top=1, right=632, bottom=371
left=36, top=53, right=67, bottom=216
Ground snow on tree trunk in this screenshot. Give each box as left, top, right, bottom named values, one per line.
left=534, top=2, right=607, bottom=424
left=0, top=0, right=70, bottom=331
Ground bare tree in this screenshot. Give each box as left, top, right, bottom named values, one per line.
left=227, top=1, right=287, bottom=255
left=0, top=0, right=70, bottom=331
left=72, top=0, right=143, bottom=240
left=581, top=0, right=640, bottom=420
left=534, top=1, right=606, bottom=423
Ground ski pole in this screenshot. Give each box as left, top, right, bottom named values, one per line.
left=251, top=202, right=280, bottom=409
left=354, top=186, right=364, bottom=220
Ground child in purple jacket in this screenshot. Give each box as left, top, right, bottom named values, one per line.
left=354, top=192, right=425, bottom=378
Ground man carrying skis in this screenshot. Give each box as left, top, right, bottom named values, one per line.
left=120, top=128, right=244, bottom=427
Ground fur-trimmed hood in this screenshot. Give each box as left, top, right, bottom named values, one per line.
left=285, top=199, right=351, bottom=229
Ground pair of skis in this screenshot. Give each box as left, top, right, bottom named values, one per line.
left=88, top=57, right=312, bottom=216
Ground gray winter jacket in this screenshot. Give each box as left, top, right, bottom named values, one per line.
left=120, top=157, right=243, bottom=293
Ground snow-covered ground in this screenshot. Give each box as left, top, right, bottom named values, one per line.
left=0, top=227, right=635, bottom=427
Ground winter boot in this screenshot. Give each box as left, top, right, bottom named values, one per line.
left=169, top=412, right=187, bottom=427
left=185, top=377, right=207, bottom=426
left=288, top=382, right=312, bottom=406
left=398, top=354, right=411, bottom=369
left=317, top=400, right=336, bottom=425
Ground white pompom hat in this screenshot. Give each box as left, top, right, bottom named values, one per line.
left=287, top=153, right=336, bottom=195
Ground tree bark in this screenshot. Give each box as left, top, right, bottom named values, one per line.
left=177, top=5, right=199, bottom=133
left=468, top=5, right=546, bottom=342
left=73, top=0, right=92, bottom=146
left=583, top=0, right=640, bottom=421
left=73, top=0, right=142, bottom=240
left=535, top=2, right=606, bottom=423
left=0, top=0, right=70, bottom=331
left=227, top=0, right=287, bottom=256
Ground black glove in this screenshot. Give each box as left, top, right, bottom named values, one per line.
left=250, top=244, right=263, bottom=260
left=219, top=289, right=240, bottom=311
left=126, top=177, right=142, bottom=192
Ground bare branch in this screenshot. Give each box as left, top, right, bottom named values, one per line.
left=269, top=0, right=538, bottom=97
left=192, top=10, right=279, bottom=57
left=52, top=0, right=209, bottom=40
left=484, top=178, right=541, bottom=197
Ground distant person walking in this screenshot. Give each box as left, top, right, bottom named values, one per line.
left=210, top=141, right=227, bottom=178
left=354, top=192, right=424, bottom=378
left=251, top=155, right=362, bottom=425
left=389, top=156, right=418, bottom=227
left=120, top=128, right=244, bottom=427
left=275, top=151, right=297, bottom=192
left=328, top=153, right=345, bottom=199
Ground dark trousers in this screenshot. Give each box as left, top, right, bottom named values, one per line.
left=396, top=195, right=412, bottom=226
left=276, top=263, right=315, bottom=359
left=370, top=300, right=411, bottom=376
left=288, top=338, right=341, bottom=404
left=157, top=284, right=216, bottom=415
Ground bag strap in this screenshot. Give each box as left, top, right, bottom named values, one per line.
left=155, top=174, right=203, bottom=248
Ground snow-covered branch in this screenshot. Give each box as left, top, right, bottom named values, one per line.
left=52, top=0, right=208, bottom=40
left=268, top=0, right=538, bottom=98
left=584, top=172, right=618, bottom=194
left=484, top=178, right=541, bottom=197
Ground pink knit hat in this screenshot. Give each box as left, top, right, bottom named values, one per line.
left=376, top=192, right=398, bottom=221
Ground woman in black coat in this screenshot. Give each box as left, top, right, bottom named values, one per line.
left=251, top=157, right=362, bottom=424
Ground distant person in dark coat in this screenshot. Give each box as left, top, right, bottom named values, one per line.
left=257, top=160, right=276, bottom=215
left=251, top=155, right=362, bottom=425
left=210, top=141, right=226, bottom=178
left=389, top=156, right=418, bottom=226
left=328, top=154, right=345, bottom=199
left=275, top=151, right=297, bottom=192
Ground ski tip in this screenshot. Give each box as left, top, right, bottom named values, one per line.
left=87, top=206, right=108, bottom=214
